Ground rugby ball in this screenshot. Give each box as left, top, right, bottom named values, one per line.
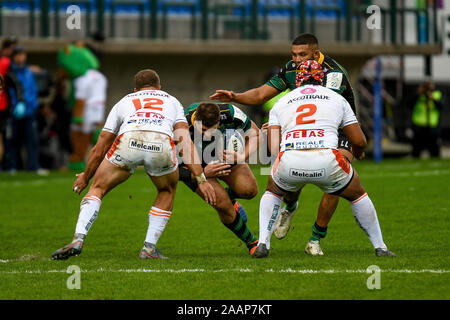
left=223, top=129, right=245, bottom=153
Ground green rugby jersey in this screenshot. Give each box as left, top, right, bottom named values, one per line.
left=185, top=102, right=251, bottom=153
left=265, top=52, right=356, bottom=113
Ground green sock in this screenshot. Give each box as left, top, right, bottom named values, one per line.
left=284, top=199, right=298, bottom=213
left=223, top=211, right=257, bottom=247
left=309, top=222, right=327, bottom=242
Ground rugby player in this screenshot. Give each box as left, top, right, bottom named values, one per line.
left=52, top=69, right=215, bottom=260
left=210, top=33, right=359, bottom=255
left=179, top=102, right=260, bottom=254
left=253, top=60, right=395, bottom=258
left=69, top=67, right=108, bottom=171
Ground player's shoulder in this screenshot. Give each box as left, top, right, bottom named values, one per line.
left=315, top=85, right=345, bottom=99
left=322, top=54, right=345, bottom=72
left=283, top=60, right=297, bottom=72
left=227, top=103, right=249, bottom=123
left=185, top=102, right=200, bottom=115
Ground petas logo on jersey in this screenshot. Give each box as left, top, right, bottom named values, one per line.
left=129, top=139, right=162, bottom=153
left=134, top=111, right=165, bottom=119
left=285, top=129, right=324, bottom=139
left=300, top=88, right=316, bottom=94
left=290, top=168, right=325, bottom=179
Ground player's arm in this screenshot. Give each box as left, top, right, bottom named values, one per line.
left=72, top=130, right=116, bottom=194
left=210, top=84, right=280, bottom=106
left=342, top=123, right=367, bottom=160
left=267, top=125, right=281, bottom=157
left=243, top=120, right=260, bottom=161
left=174, top=121, right=216, bottom=205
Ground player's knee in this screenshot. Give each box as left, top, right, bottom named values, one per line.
left=234, top=188, right=256, bottom=200
left=236, top=182, right=258, bottom=199
left=157, top=184, right=177, bottom=195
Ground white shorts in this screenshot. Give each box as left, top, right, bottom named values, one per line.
left=105, top=131, right=178, bottom=176
left=271, top=149, right=354, bottom=194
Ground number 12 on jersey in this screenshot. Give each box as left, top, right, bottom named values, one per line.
left=132, top=98, right=164, bottom=111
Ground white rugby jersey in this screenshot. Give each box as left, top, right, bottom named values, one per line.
left=269, top=85, right=357, bottom=151
left=74, top=69, right=108, bottom=111
left=103, top=89, right=187, bottom=138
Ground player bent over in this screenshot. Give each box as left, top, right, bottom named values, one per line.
left=179, top=102, right=260, bottom=255
left=253, top=60, right=395, bottom=258
left=52, top=69, right=215, bottom=260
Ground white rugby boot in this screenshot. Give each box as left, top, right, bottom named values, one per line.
left=305, top=240, right=324, bottom=256
left=273, top=203, right=298, bottom=239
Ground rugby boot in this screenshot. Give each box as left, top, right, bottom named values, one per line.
left=273, top=203, right=298, bottom=239
left=139, top=242, right=168, bottom=259
left=247, top=240, right=259, bottom=255
left=52, top=234, right=85, bottom=260
left=375, top=248, right=396, bottom=257
left=252, top=243, right=269, bottom=258
left=305, top=240, right=324, bottom=256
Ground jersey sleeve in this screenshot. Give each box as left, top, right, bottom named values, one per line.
left=340, top=97, right=358, bottom=128
left=230, top=105, right=251, bottom=133
left=325, top=64, right=357, bottom=113
left=268, top=103, right=280, bottom=127
left=265, top=66, right=287, bottom=92
left=102, top=103, right=121, bottom=135
left=174, top=99, right=188, bottom=124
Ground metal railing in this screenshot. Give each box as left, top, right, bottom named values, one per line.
left=0, top=0, right=441, bottom=45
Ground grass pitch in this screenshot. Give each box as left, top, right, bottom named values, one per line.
left=0, top=158, right=449, bottom=300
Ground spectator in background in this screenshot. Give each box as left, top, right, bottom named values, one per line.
left=57, top=43, right=107, bottom=171
left=4, top=46, right=47, bottom=175
left=0, top=37, right=17, bottom=170
left=410, top=81, right=444, bottom=158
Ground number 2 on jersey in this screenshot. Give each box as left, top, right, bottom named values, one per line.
left=296, top=104, right=317, bottom=125
left=132, top=98, right=164, bottom=111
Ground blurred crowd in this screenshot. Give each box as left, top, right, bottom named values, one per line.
left=0, top=36, right=107, bottom=174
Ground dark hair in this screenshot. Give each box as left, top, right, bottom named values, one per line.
left=195, top=103, right=220, bottom=128
left=292, top=33, right=319, bottom=46
left=1, top=37, right=17, bottom=50
left=301, top=77, right=323, bottom=86
left=134, top=69, right=160, bottom=90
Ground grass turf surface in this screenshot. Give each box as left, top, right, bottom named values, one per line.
left=0, top=158, right=449, bottom=300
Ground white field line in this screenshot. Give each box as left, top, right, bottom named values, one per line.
left=0, top=267, right=449, bottom=274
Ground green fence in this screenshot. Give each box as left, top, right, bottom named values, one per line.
left=0, top=0, right=441, bottom=44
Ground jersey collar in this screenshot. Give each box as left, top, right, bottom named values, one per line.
left=318, top=52, right=325, bottom=65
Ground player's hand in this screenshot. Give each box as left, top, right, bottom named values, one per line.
left=204, top=162, right=232, bottom=178
left=72, top=172, right=88, bottom=195
left=198, top=181, right=216, bottom=205
left=261, top=123, right=269, bottom=134
left=209, top=90, right=235, bottom=102
left=222, top=150, right=244, bottom=164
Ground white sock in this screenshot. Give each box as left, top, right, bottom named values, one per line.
left=351, top=193, right=387, bottom=250
left=75, top=195, right=102, bottom=236
left=259, top=191, right=283, bottom=250
left=145, top=207, right=172, bottom=245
